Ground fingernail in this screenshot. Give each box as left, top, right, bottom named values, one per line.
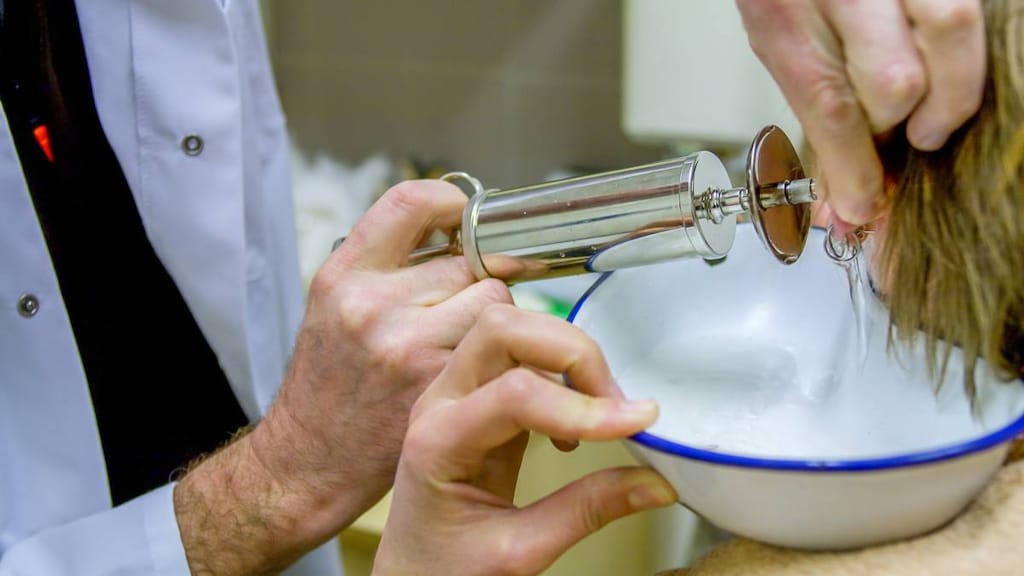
left=621, top=398, right=659, bottom=420
left=909, top=126, right=946, bottom=151
left=628, top=473, right=677, bottom=510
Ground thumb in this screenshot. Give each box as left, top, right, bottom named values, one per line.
left=511, top=467, right=677, bottom=574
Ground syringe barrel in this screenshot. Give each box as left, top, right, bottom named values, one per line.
left=461, top=151, right=736, bottom=282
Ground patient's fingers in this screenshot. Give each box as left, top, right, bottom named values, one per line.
left=430, top=366, right=656, bottom=473
left=512, top=467, right=676, bottom=575
left=430, top=304, right=621, bottom=400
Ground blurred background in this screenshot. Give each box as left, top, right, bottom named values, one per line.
left=259, top=1, right=800, bottom=574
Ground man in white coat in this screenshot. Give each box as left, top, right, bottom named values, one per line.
left=0, top=1, right=670, bottom=573
left=0, top=0, right=516, bottom=573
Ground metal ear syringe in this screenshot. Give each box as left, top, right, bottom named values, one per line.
left=337, top=125, right=817, bottom=283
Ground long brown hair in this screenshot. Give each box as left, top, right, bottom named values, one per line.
left=881, top=0, right=1024, bottom=399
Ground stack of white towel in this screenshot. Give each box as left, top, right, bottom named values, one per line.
left=289, top=143, right=397, bottom=290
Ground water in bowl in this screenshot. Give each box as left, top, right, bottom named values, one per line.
left=617, top=335, right=846, bottom=458
left=614, top=289, right=1022, bottom=462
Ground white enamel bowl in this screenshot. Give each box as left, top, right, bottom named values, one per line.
left=569, top=225, right=1024, bottom=550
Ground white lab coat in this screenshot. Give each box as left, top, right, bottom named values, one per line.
left=0, top=1, right=342, bottom=573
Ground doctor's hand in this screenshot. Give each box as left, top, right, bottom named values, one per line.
left=372, top=305, right=677, bottom=576
left=736, top=0, right=985, bottom=234
left=174, top=180, right=511, bottom=575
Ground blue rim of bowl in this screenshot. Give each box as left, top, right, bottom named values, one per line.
left=567, top=227, right=1024, bottom=472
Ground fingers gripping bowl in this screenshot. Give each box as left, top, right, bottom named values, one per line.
left=569, top=224, right=1024, bottom=550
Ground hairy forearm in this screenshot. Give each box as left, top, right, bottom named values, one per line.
left=172, top=359, right=410, bottom=574
left=173, top=432, right=308, bottom=576
left=172, top=417, right=366, bottom=576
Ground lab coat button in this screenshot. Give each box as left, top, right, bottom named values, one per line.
left=181, top=134, right=204, bottom=156
left=17, top=294, right=39, bottom=318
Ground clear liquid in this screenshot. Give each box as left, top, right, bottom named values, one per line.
left=825, top=228, right=873, bottom=368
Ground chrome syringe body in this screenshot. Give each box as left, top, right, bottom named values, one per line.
left=336, top=125, right=817, bottom=283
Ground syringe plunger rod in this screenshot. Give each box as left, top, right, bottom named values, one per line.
left=760, top=177, right=816, bottom=208
left=705, top=177, right=816, bottom=222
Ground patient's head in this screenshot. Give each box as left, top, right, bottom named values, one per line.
left=880, top=0, right=1023, bottom=397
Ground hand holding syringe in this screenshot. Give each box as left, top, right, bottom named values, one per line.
left=336, top=125, right=819, bottom=284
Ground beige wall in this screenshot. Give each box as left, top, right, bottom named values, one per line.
left=267, top=0, right=664, bottom=188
